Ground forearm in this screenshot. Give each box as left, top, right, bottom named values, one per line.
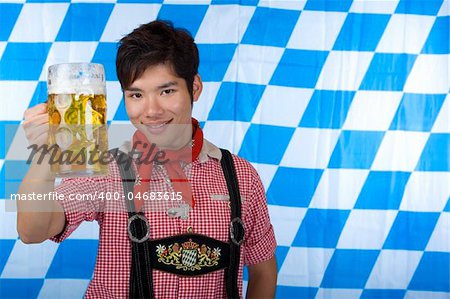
left=246, top=257, right=277, bottom=299
left=16, top=156, right=64, bottom=243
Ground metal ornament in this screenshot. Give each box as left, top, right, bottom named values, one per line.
left=166, top=203, right=190, bottom=219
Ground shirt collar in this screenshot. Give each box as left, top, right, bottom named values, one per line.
left=198, top=138, right=222, bottom=163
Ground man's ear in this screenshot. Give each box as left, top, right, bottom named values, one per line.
left=192, top=74, right=203, bottom=102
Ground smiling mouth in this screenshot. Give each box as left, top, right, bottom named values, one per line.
left=141, top=119, right=173, bottom=132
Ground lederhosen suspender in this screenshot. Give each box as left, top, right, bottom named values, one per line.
left=112, top=148, right=244, bottom=299
left=113, top=149, right=154, bottom=299
left=221, top=148, right=245, bottom=299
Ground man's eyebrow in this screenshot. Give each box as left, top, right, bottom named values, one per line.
left=157, top=81, right=178, bottom=89
left=124, top=82, right=178, bottom=92
left=124, top=87, right=143, bottom=92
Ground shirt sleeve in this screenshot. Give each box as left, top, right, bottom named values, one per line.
left=243, top=165, right=277, bottom=266
left=49, top=178, right=102, bottom=243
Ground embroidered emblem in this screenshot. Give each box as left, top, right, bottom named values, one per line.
left=156, top=239, right=221, bottom=271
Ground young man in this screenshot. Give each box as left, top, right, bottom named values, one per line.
left=18, top=20, right=277, bottom=298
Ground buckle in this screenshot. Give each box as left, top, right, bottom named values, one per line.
left=230, top=217, right=245, bottom=246
left=128, top=214, right=150, bottom=243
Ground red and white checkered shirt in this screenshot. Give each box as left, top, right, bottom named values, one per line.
left=50, top=139, right=276, bottom=299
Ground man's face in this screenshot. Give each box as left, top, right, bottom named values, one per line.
left=124, top=63, right=202, bottom=150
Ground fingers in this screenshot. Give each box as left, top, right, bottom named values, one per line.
left=23, top=113, right=48, bottom=127
left=23, top=104, right=50, bottom=147
left=25, top=122, right=49, bottom=147
left=23, top=103, right=48, bottom=121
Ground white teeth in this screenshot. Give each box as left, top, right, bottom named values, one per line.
left=147, top=121, right=169, bottom=129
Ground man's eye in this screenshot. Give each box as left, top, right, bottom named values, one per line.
left=129, top=93, right=142, bottom=99
left=161, top=89, right=175, bottom=96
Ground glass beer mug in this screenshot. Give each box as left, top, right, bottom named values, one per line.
left=47, top=63, right=108, bottom=177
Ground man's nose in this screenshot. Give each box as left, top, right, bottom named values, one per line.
left=143, top=96, right=164, bottom=117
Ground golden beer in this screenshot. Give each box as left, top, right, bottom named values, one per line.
left=47, top=63, right=109, bottom=177
left=48, top=93, right=106, bottom=125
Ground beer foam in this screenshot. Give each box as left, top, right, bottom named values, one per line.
left=48, top=84, right=106, bottom=95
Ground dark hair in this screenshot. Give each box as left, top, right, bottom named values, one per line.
left=116, top=20, right=199, bottom=98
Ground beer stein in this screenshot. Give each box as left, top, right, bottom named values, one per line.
left=47, top=63, right=108, bottom=177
